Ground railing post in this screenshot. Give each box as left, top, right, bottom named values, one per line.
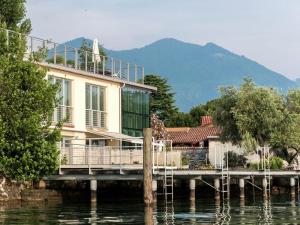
left=127, top=63, right=130, bottom=81
left=75, top=48, right=78, bottom=69
left=64, top=45, right=67, bottom=66
left=30, top=36, right=33, bottom=53
left=85, top=51, right=88, bottom=72
left=93, top=54, right=96, bottom=74
left=142, top=67, right=145, bottom=84
left=111, top=58, right=114, bottom=76
left=54, top=43, right=57, bottom=64
left=59, top=141, right=62, bottom=175
left=119, top=60, right=122, bottom=78
left=143, top=128, right=153, bottom=205
left=102, top=56, right=105, bottom=76
left=134, top=64, right=137, bottom=82
left=88, top=139, right=91, bottom=174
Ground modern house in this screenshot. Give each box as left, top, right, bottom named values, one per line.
left=0, top=27, right=157, bottom=168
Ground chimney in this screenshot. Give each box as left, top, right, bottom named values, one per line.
left=201, top=116, right=213, bottom=126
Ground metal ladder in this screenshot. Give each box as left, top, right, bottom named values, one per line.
left=221, top=145, right=230, bottom=200
left=163, top=140, right=174, bottom=203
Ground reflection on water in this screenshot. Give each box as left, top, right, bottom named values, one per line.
left=0, top=194, right=299, bottom=224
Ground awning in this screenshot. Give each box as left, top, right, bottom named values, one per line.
left=86, top=129, right=143, bottom=144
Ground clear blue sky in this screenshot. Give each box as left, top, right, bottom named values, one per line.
left=27, top=0, right=300, bottom=80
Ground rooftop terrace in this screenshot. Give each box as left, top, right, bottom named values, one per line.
left=1, top=28, right=145, bottom=85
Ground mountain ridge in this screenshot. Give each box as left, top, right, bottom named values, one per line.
left=60, top=37, right=299, bottom=111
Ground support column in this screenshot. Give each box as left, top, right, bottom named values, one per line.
left=239, top=178, right=245, bottom=199
left=143, top=128, right=153, bottom=206
left=189, top=179, right=196, bottom=201
left=262, top=177, right=268, bottom=199
left=290, top=177, right=296, bottom=200
left=214, top=178, right=220, bottom=200
left=152, top=180, right=157, bottom=202
left=90, top=179, right=97, bottom=203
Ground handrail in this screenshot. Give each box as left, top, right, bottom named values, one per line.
left=0, top=28, right=145, bottom=84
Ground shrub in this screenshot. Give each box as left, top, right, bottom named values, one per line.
left=225, top=151, right=247, bottom=168
left=248, top=156, right=284, bottom=170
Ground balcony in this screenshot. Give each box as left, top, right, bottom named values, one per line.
left=1, top=28, right=145, bottom=84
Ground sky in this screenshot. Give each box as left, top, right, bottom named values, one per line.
left=26, top=0, right=300, bottom=80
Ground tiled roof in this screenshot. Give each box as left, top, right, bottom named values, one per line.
left=167, top=116, right=221, bottom=145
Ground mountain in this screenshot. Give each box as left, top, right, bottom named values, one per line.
left=60, top=37, right=299, bottom=112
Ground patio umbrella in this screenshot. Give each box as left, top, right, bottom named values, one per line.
left=92, top=38, right=101, bottom=63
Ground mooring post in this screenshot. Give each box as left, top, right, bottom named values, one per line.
left=214, top=178, right=220, bottom=200
left=239, top=178, right=245, bottom=199
left=189, top=179, right=196, bottom=201
left=143, top=128, right=153, bottom=206
left=90, top=179, right=97, bottom=203
left=290, top=177, right=296, bottom=200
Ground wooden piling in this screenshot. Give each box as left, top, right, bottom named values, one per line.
left=143, top=128, right=153, bottom=205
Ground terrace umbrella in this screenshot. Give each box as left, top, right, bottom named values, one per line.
left=92, top=38, right=101, bottom=63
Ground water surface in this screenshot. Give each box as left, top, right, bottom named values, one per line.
left=0, top=193, right=299, bottom=224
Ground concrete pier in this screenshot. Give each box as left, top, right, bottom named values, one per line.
left=239, top=178, right=245, bottom=199
left=152, top=180, right=157, bottom=202
left=90, top=179, right=97, bottom=203
left=214, top=178, right=220, bottom=200
left=262, top=177, right=268, bottom=198
left=290, top=177, right=296, bottom=200
left=189, top=179, right=196, bottom=201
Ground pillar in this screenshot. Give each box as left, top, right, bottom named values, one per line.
left=152, top=180, right=157, bottom=202
left=239, top=178, right=245, bottom=199
left=90, top=179, right=97, bottom=203
left=189, top=179, right=196, bottom=201
left=143, top=128, right=153, bottom=205
left=262, top=177, right=268, bottom=199
left=290, top=177, right=296, bottom=200
left=214, top=178, right=220, bottom=200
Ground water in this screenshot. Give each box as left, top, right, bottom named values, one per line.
left=0, top=194, right=299, bottom=224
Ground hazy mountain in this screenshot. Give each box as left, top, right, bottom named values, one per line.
left=60, top=37, right=298, bottom=112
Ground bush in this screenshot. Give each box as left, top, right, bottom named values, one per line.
left=225, top=151, right=247, bottom=168
left=248, top=156, right=284, bottom=170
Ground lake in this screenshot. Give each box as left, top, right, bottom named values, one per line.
left=0, top=193, right=299, bottom=224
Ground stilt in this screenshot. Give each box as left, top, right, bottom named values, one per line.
left=189, top=179, right=196, bottom=201
left=144, top=205, right=154, bottom=225
left=239, top=178, right=245, bottom=199
left=214, top=178, right=220, bottom=200
left=262, top=177, right=268, bottom=199
left=152, top=180, right=157, bottom=202
left=290, top=177, right=296, bottom=200
left=90, top=179, right=97, bottom=203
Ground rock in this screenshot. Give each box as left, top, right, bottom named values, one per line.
left=38, top=180, right=47, bottom=189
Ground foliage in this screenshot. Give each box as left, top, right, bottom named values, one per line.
left=46, top=55, right=64, bottom=65
left=151, top=114, right=169, bottom=140
left=249, top=157, right=284, bottom=170
left=144, top=75, right=178, bottom=124
left=241, top=132, right=258, bottom=154
left=225, top=151, right=247, bottom=168
left=79, top=39, right=106, bottom=69
left=0, top=0, right=61, bottom=181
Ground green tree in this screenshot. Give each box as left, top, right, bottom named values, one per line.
left=0, top=0, right=61, bottom=181
left=144, top=75, right=178, bottom=124
left=168, top=112, right=194, bottom=127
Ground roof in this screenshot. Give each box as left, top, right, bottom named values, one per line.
left=86, top=129, right=143, bottom=144
left=167, top=116, right=221, bottom=145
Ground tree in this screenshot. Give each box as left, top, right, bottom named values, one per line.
left=0, top=0, right=61, bottom=181
left=144, top=75, right=178, bottom=125
left=213, top=79, right=300, bottom=164
left=151, top=114, right=169, bottom=140
left=189, top=99, right=218, bottom=126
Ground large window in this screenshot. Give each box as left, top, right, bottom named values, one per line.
left=49, top=76, right=72, bottom=124
left=86, top=84, right=106, bottom=128
left=122, top=87, right=150, bottom=137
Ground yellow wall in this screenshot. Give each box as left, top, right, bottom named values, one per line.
left=46, top=67, right=121, bottom=138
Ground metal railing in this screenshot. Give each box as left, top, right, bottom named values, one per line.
left=0, top=28, right=145, bottom=84
left=53, top=105, right=73, bottom=124
left=85, top=109, right=106, bottom=128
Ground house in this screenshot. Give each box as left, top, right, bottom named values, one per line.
left=167, top=116, right=244, bottom=168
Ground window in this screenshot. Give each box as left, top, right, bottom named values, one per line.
left=85, top=84, right=106, bottom=128
left=49, top=76, right=72, bottom=124
left=122, top=87, right=150, bottom=137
